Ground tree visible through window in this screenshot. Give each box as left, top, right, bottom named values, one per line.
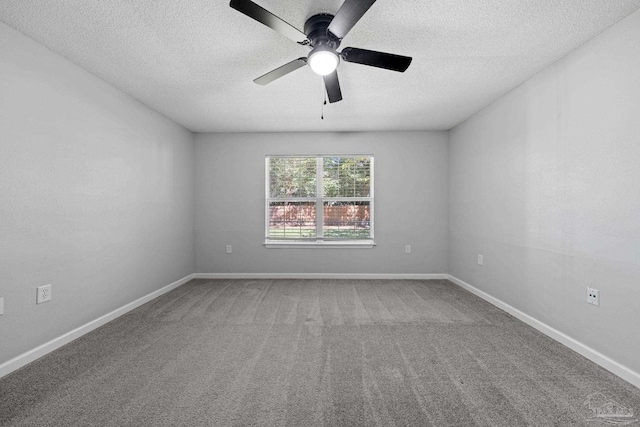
left=266, top=156, right=373, bottom=242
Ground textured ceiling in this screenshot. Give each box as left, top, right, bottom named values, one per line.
left=1, top=0, right=639, bottom=133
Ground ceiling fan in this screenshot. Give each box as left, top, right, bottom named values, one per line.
left=230, top=0, right=412, bottom=103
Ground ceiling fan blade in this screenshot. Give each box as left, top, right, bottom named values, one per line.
left=230, top=0, right=307, bottom=43
left=341, top=47, right=412, bottom=72
left=327, top=0, right=377, bottom=40
left=323, top=71, right=343, bottom=103
left=254, top=58, right=308, bottom=85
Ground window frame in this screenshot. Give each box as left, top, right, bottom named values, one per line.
left=264, top=155, right=375, bottom=248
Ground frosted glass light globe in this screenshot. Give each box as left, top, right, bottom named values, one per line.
left=308, top=49, right=339, bottom=76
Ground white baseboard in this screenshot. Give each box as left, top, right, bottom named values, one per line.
left=0, top=273, right=195, bottom=379
left=194, top=273, right=449, bottom=280
left=447, top=274, right=640, bottom=390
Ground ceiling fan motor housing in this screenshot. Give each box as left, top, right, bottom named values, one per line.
left=305, top=14, right=341, bottom=75
left=304, top=14, right=340, bottom=50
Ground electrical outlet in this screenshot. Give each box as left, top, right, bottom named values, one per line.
left=587, top=288, right=600, bottom=306
left=478, top=254, right=484, bottom=265
left=226, top=245, right=232, bottom=254
left=405, top=245, right=411, bottom=254
left=37, top=285, right=52, bottom=304
left=0, top=297, right=4, bottom=315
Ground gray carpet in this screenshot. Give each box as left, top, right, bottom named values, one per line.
left=1, top=279, right=638, bottom=426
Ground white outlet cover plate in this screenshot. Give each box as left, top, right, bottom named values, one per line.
left=37, top=285, right=52, bottom=304
left=587, top=288, right=600, bottom=306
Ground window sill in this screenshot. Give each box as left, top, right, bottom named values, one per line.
left=264, top=240, right=376, bottom=249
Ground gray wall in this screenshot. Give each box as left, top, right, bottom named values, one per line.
left=195, top=131, right=449, bottom=275
left=0, top=23, right=195, bottom=364
left=448, top=9, right=640, bottom=374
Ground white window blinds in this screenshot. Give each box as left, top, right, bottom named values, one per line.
left=266, top=155, right=374, bottom=242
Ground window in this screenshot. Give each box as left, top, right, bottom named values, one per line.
left=265, top=155, right=374, bottom=247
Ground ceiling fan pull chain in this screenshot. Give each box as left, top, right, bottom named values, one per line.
left=321, top=79, right=327, bottom=120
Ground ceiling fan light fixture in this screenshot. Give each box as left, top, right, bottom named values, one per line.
left=230, top=1, right=413, bottom=104
left=308, top=47, right=339, bottom=76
